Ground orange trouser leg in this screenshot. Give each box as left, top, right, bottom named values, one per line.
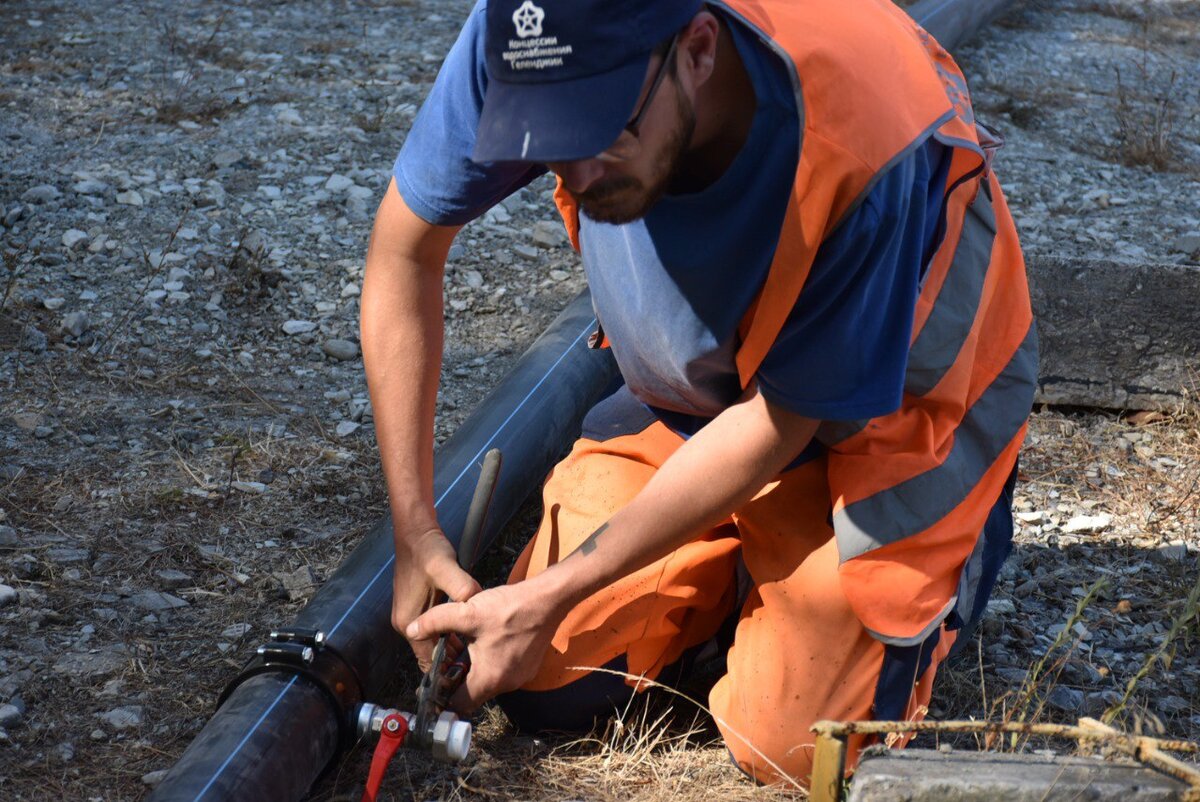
left=507, top=432, right=955, bottom=787
left=711, top=458, right=956, bottom=786
left=508, top=422, right=740, bottom=693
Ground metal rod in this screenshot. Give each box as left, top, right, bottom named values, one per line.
left=458, top=448, right=502, bottom=571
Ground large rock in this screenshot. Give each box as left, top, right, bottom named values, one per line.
left=1029, top=256, right=1200, bottom=410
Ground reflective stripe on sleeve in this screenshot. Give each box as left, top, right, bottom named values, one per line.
left=833, top=322, right=1037, bottom=561
left=905, top=188, right=997, bottom=397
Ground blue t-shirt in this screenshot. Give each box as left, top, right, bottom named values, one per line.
left=395, top=0, right=951, bottom=434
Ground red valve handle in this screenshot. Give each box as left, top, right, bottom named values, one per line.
left=360, top=713, right=409, bottom=802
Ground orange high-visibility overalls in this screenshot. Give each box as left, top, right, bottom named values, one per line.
left=499, top=0, right=1037, bottom=785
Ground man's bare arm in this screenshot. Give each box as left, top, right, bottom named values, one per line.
left=361, top=180, right=480, bottom=655
left=541, top=389, right=818, bottom=609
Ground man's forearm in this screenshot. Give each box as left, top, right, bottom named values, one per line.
left=529, top=390, right=819, bottom=614
left=360, top=181, right=459, bottom=540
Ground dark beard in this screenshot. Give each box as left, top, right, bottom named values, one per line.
left=575, top=89, right=696, bottom=225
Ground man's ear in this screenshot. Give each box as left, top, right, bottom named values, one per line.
left=677, top=11, right=720, bottom=93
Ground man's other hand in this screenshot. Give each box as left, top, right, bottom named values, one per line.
left=405, top=580, right=564, bottom=713
left=391, top=526, right=482, bottom=670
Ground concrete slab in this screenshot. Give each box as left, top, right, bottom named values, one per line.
left=1029, top=257, right=1200, bottom=410
left=848, top=748, right=1190, bottom=801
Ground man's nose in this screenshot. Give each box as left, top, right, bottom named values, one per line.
left=551, top=159, right=605, bottom=194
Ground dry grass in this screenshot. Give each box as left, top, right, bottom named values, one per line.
left=1106, top=8, right=1200, bottom=171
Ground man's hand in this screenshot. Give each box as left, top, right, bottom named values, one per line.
left=391, top=526, right=482, bottom=670
left=405, top=579, right=566, bottom=713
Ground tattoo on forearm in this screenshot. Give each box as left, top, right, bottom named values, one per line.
left=578, top=522, right=608, bottom=556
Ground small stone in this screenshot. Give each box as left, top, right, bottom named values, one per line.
left=20, top=324, right=47, bottom=352
left=62, top=311, right=90, bottom=337
left=335, top=420, right=361, bottom=437
left=0, top=525, right=18, bottom=547
left=0, top=585, right=17, bottom=607
left=47, top=547, right=89, bottom=564
left=33, top=426, right=54, bottom=439
left=141, top=770, right=168, bottom=787
left=986, top=598, right=1016, bottom=616
left=1046, top=686, right=1084, bottom=713
left=22, top=184, right=61, bottom=203
left=72, top=179, right=110, bottom=195
left=275, top=565, right=318, bottom=601
left=43, top=296, right=66, bottom=310
left=463, top=270, right=484, bottom=289
left=221, top=623, right=251, bottom=639
left=53, top=649, right=127, bottom=678
left=1062, top=513, right=1112, bottom=534
left=1171, top=233, right=1200, bottom=256
left=346, top=184, right=374, bottom=200
left=1156, top=541, right=1189, bottom=562
left=0, top=703, right=21, bottom=727
left=116, top=190, right=144, bottom=207
left=231, top=480, right=268, bottom=494
left=145, top=289, right=168, bottom=303
left=276, top=107, right=303, bottom=125
left=322, top=338, right=360, bottom=361
left=513, top=243, right=540, bottom=261
left=129, top=591, right=189, bottom=611
left=212, top=149, right=243, bottom=169
left=325, top=174, right=354, bottom=193
left=12, top=412, right=42, bottom=432
left=257, top=185, right=282, bottom=200
left=1015, top=511, right=1044, bottom=523
left=97, top=705, right=144, bottom=731
left=282, top=319, right=317, bottom=335
left=531, top=220, right=567, bottom=248
left=548, top=269, right=569, bottom=282
left=155, top=569, right=192, bottom=588
left=63, top=229, right=88, bottom=249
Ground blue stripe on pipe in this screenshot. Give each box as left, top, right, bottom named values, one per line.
left=191, top=676, right=298, bottom=801
left=191, top=316, right=596, bottom=801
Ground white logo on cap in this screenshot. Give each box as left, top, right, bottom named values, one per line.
left=512, top=1, right=544, bottom=38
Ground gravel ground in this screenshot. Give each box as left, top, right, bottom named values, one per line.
left=1, top=1, right=1197, bottom=800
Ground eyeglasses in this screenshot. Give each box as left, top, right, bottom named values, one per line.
left=596, top=34, right=679, bottom=163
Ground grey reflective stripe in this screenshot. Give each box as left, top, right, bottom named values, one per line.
left=817, top=418, right=869, bottom=447
left=905, top=188, right=997, bottom=397
left=932, top=131, right=986, bottom=160
left=866, top=596, right=956, bottom=647
left=835, top=323, right=1037, bottom=562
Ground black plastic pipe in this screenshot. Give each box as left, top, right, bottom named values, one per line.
left=150, top=2, right=1015, bottom=798
left=149, top=293, right=619, bottom=801
left=908, top=0, right=1016, bottom=51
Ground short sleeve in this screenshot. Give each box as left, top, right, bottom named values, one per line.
left=755, top=139, right=952, bottom=421
left=393, top=0, right=546, bottom=226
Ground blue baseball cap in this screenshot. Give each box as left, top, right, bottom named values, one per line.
left=472, top=0, right=703, bottom=163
